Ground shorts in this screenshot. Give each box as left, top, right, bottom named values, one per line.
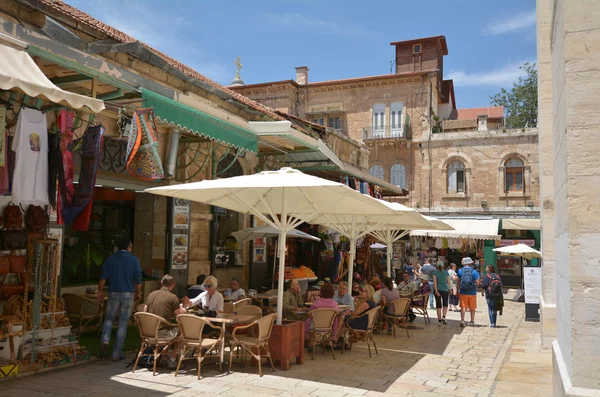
left=449, top=292, right=459, bottom=306
left=459, top=294, right=477, bottom=311
left=435, top=291, right=449, bottom=308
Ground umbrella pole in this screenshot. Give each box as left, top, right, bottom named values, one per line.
left=347, top=216, right=357, bottom=286
left=272, top=239, right=278, bottom=289
left=276, top=191, right=288, bottom=325
left=386, top=232, right=393, bottom=279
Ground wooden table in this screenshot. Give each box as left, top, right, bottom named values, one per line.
left=194, top=313, right=255, bottom=365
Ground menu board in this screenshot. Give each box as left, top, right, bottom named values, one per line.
left=524, top=267, right=542, bottom=304
left=173, top=198, right=190, bottom=230
left=253, top=237, right=266, bottom=263
left=171, top=233, right=188, bottom=270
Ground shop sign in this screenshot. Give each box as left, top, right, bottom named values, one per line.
left=173, top=198, right=190, bottom=230
left=524, top=267, right=542, bottom=304
left=172, top=234, right=188, bottom=270
left=496, top=239, right=535, bottom=247
left=253, top=237, right=266, bottom=263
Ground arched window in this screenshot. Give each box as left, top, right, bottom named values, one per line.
left=390, top=164, right=406, bottom=188
left=370, top=165, right=384, bottom=180
left=505, top=158, right=524, bottom=192
left=447, top=161, right=465, bottom=193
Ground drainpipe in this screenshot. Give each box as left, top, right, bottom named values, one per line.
left=164, top=128, right=181, bottom=179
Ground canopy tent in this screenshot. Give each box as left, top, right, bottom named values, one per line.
left=493, top=243, right=542, bottom=261
left=0, top=38, right=105, bottom=113
left=370, top=213, right=454, bottom=278
left=501, top=218, right=540, bottom=231
left=146, top=167, right=400, bottom=323
left=410, top=219, right=501, bottom=240
left=311, top=200, right=434, bottom=285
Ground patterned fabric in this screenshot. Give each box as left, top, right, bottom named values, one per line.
left=6, top=135, right=15, bottom=193
left=0, top=131, right=9, bottom=195
left=62, top=124, right=104, bottom=228
left=57, top=110, right=75, bottom=224
left=126, top=108, right=164, bottom=180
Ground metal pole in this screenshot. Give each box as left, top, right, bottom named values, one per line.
left=276, top=189, right=288, bottom=325
left=386, top=230, right=393, bottom=278
left=347, top=215, right=357, bottom=286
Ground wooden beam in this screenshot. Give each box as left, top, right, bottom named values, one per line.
left=49, top=73, right=92, bottom=86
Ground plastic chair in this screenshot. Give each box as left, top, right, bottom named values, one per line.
left=382, top=298, right=411, bottom=338
left=132, top=312, right=180, bottom=376
left=228, top=313, right=276, bottom=377
left=175, top=314, right=224, bottom=379
left=343, top=307, right=380, bottom=357
left=307, top=308, right=337, bottom=360
left=411, top=292, right=431, bottom=324
left=61, top=293, right=103, bottom=335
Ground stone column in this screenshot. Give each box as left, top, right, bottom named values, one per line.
left=536, top=0, right=556, bottom=349
left=547, top=0, right=600, bottom=394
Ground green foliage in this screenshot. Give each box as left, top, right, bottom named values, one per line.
left=63, top=235, right=104, bottom=281
left=490, top=62, right=538, bottom=129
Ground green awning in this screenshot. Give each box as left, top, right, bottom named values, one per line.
left=141, top=88, right=258, bottom=153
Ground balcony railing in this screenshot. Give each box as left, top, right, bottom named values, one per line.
left=362, top=125, right=409, bottom=140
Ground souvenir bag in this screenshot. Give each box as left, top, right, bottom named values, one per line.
left=8, top=255, right=25, bottom=273
left=0, top=230, right=28, bottom=250
left=3, top=202, right=22, bottom=229
left=0, top=255, right=9, bottom=275
left=25, top=205, right=48, bottom=232
left=126, top=108, right=164, bottom=180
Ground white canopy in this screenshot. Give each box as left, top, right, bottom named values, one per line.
left=501, top=218, right=540, bottom=231
left=411, top=219, right=501, bottom=240
left=231, top=225, right=320, bottom=244
left=146, top=167, right=398, bottom=323
left=0, top=40, right=105, bottom=113
left=493, top=243, right=542, bottom=260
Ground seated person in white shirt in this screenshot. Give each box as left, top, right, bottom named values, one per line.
left=182, top=275, right=224, bottom=316
left=226, top=277, right=246, bottom=301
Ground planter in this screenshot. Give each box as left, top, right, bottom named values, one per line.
left=268, top=320, right=304, bottom=370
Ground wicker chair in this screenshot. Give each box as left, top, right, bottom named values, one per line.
left=343, top=307, right=380, bottom=357
left=223, top=302, right=235, bottom=314
left=233, top=297, right=251, bottom=310
left=411, top=292, right=431, bottom=324
left=228, top=313, right=276, bottom=377
left=307, top=308, right=337, bottom=360
left=61, top=293, right=103, bottom=335
left=382, top=298, right=411, bottom=338
left=174, top=314, right=223, bottom=379
left=234, top=305, right=262, bottom=321
left=132, top=312, right=180, bottom=376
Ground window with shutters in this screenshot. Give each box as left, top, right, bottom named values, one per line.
left=327, top=116, right=341, bottom=130
left=504, top=158, right=524, bottom=192
left=390, top=164, right=406, bottom=188
left=312, top=118, right=324, bottom=126
left=370, top=165, right=384, bottom=180
left=447, top=161, right=466, bottom=193
left=390, top=102, right=403, bottom=137
left=372, top=104, right=385, bottom=138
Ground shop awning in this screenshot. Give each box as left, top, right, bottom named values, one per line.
left=142, top=88, right=258, bottom=154
left=501, top=218, right=540, bottom=230
left=410, top=219, right=501, bottom=240
left=0, top=39, right=105, bottom=113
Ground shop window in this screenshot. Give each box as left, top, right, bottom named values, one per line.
left=370, top=165, right=384, bottom=180
left=390, top=164, right=406, bottom=188
left=447, top=160, right=466, bottom=193
left=505, top=158, right=524, bottom=192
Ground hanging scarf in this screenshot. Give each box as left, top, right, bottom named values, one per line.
left=0, top=130, right=9, bottom=195
left=126, top=108, right=164, bottom=180
left=62, top=124, right=104, bottom=228
left=57, top=110, right=75, bottom=224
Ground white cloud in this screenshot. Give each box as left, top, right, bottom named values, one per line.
left=485, top=10, right=536, bottom=35
left=448, top=61, right=534, bottom=87
left=261, top=12, right=372, bottom=38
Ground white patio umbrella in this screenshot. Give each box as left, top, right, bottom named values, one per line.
left=493, top=243, right=542, bottom=261
left=370, top=213, right=454, bottom=278
left=370, top=243, right=387, bottom=249
left=231, top=225, right=320, bottom=288
left=146, top=167, right=398, bottom=324
left=311, top=200, right=434, bottom=285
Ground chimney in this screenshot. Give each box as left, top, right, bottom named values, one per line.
left=477, top=114, right=488, bottom=132
left=295, top=66, right=309, bottom=85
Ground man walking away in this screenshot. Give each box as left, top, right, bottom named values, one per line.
left=421, top=259, right=436, bottom=309
left=453, top=257, right=480, bottom=327
left=98, top=238, right=142, bottom=361
left=481, top=265, right=503, bottom=328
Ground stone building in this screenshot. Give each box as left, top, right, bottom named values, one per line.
left=231, top=36, right=540, bottom=220
left=537, top=0, right=600, bottom=395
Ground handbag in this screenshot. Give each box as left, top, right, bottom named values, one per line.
left=0, top=230, right=28, bottom=250
left=3, top=203, right=23, bottom=229
left=8, top=255, right=26, bottom=273
left=25, top=205, right=48, bottom=232
left=1, top=283, right=24, bottom=299
left=0, top=256, right=9, bottom=274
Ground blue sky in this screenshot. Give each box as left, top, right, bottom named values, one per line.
left=67, top=0, right=537, bottom=109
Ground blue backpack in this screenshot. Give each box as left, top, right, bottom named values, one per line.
left=460, top=267, right=475, bottom=290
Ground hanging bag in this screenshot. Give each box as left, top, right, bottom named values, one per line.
left=8, top=255, right=26, bottom=273
left=3, top=203, right=22, bottom=230
left=0, top=256, right=9, bottom=274
left=25, top=205, right=48, bottom=232
left=0, top=230, right=28, bottom=250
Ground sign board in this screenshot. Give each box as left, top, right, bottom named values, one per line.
left=171, top=234, right=188, bottom=270
left=496, top=239, right=536, bottom=247
left=523, top=266, right=542, bottom=304
left=173, top=199, right=190, bottom=230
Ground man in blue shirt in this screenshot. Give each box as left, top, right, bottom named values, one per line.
left=421, top=259, right=436, bottom=309
left=97, top=238, right=142, bottom=361
left=453, top=257, right=480, bottom=327
left=333, top=281, right=355, bottom=311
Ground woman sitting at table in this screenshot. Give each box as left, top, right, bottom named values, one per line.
left=304, top=283, right=340, bottom=343
left=380, top=277, right=400, bottom=335
left=346, top=285, right=377, bottom=332
left=183, top=275, right=224, bottom=316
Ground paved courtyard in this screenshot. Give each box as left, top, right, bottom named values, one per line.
left=0, top=295, right=552, bottom=397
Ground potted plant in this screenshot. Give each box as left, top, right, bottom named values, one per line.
left=63, top=236, right=104, bottom=283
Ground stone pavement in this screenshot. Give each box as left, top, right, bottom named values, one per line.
left=0, top=294, right=552, bottom=397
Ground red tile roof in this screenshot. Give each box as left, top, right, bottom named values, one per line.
left=455, top=106, right=504, bottom=120
left=35, top=0, right=287, bottom=122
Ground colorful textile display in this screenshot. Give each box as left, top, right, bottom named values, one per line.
left=56, top=110, right=75, bottom=224
left=126, top=108, right=164, bottom=180
left=62, top=124, right=104, bottom=229
left=0, top=131, right=9, bottom=195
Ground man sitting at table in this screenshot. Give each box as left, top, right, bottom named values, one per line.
left=397, top=272, right=417, bottom=296
left=187, top=274, right=206, bottom=299
left=283, top=279, right=304, bottom=320
left=227, top=277, right=246, bottom=301
left=183, top=275, right=224, bottom=316
left=147, top=274, right=187, bottom=324
left=333, top=281, right=355, bottom=311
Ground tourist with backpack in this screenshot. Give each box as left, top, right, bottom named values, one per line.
left=481, top=265, right=503, bottom=328
left=453, top=257, right=480, bottom=327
